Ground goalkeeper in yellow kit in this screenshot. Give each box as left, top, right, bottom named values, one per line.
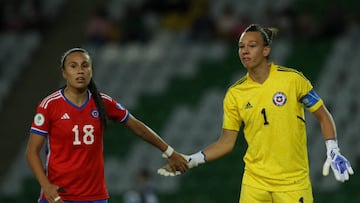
left=158, top=24, right=354, bottom=203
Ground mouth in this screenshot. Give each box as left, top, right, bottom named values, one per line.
left=75, top=77, right=86, bottom=82
left=241, top=57, right=251, bottom=62
left=241, top=57, right=251, bottom=64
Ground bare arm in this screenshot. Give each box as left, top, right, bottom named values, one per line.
left=202, top=129, right=238, bottom=161
left=26, top=133, right=63, bottom=203
left=311, top=105, right=336, bottom=140
left=157, top=129, right=239, bottom=176
left=124, top=114, right=188, bottom=172
left=313, top=104, right=354, bottom=181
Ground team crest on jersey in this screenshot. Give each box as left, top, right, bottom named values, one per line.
left=273, top=92, right=287, bottom=106
left=91, top=109, right=99, bottom=119
left=34, top=113, right=45, bottom=126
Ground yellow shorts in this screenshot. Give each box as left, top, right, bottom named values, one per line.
left=239, top=184, right=313, bottom=203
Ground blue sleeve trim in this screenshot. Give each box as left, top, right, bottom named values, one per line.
left=121, top=111, right=130, bottom=123
left=300, top=89, right=321, bottom=108
left=30, top=128, right=48, bottom=136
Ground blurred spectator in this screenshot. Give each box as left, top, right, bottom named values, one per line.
left=86, top=7, right=113, bottom=46
left=124, top=168, right=158, bottom=203
left=190, top=12, right=215, bottom=41
left=346, top=12, right=360, bottom=40
left=1, top=0, right=49, bottom=32
left=120, top=5, right=149, bottom=43
left=294, top=11, right=318, bottom=41
left=2, top=1, right=27, bottom=30
left=136, top=169, right=158, bottom=203
left=261, top=6, right=296, bottom=40
left=232, top=17, right=252, bottom=40
left=142, top=0, right=191, bottom=16
left=214, top=4, right=239, bottom=43
left=123, top=190, right=141, bottom=203
left=189, top=0, right=216, bottom=41
left=141, top=0, right=192, bottom=32
left=318, top=1, right=346, bottom=40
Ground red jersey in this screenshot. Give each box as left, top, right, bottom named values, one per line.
left=30, top=88, right=129, bottom=201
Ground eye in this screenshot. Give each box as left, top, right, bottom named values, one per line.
left=239, top=45, right=244, bottom=49
left=82, top=62, right=90, bottom=68
left=248, top=42, right=258, bottom=48
left=70, top=63, right=77, bottom=68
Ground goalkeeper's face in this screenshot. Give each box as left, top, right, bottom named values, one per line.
left=238, top=31, right=271, bottom=70
left=62, top=51, right=93, bottom=91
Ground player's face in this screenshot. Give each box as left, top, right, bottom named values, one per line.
left=238, top=31, right=270, bottom=70
left=62, top=51, right=92, bottom=91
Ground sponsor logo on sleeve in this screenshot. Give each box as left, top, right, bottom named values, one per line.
left=34, top=113, right=45, bottom=126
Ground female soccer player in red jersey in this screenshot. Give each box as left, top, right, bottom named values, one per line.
left=26, top=48, right=188, bottom=203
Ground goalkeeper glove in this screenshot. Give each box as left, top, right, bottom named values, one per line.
left=157, top=151, right=206, bottom=176
left=322, top=139, right=354, bottom=182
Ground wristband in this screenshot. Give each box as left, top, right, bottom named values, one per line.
left=163, top=146, right=174, bottom=158
left=325, top=139, right=338, bottom=151
left=191, top=151, right=206, bottom=164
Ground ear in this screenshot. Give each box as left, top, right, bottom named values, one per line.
left=263, top=46, right=271, bottom=57
left=61, top=68, right=67, bottom=80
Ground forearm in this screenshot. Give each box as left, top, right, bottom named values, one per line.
left=126, top=115, right=168, bottom=152
left=316, top=105, right=337, bottom=140
left=157, top=129, right=238, bottom=176
left=320, top=118, right=336, bottom=140
left=203, top=142, right=233, bottom=161
left=125, top=115, right=188, bottom=172
left=202, top=129, right=238, bottom=161
left=140, top=124, right=168, bottom=152
left=26, top=152, right=51, bottom=188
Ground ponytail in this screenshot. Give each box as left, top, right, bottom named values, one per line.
left=263, top=27, right=278, bottom=45
left=88, top=78, right=108, bottom=129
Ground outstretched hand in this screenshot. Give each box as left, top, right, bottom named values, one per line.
left=322, top=140, right=354, bottom=182
left=158, top=151, right=206, bottom=176
left=322, top=150, right=354, bottom=182
left=166, top=151, right=188, bottom=174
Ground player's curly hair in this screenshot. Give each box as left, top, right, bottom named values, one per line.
left=60, top=48, right=108, bottom=129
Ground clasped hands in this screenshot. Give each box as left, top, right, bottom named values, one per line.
left=159, top=151, right=206, bottom=176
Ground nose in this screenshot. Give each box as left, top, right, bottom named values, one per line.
left=77, top=66, right=85, bottom=73
left=239, top=47, right=249, bottom=55
left=243, top=46, right=250, bottom=53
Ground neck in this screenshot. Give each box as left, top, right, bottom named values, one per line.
left=248, top=62, right=271, bottom=84
left=64, top=87, right=88, bottom=106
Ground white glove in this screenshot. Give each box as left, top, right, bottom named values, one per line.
left=157, top=151, right=206, bottom=176
left=322, top=139, right=354, bottom=182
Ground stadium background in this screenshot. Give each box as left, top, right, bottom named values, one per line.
left=0, top=0, right=359, bottom=202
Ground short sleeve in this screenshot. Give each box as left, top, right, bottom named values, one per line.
left=222, top=89, right=241, bottom=131
left=296, top=73, right=323, bottom=112
left=101, top=93, right=130, bottom=122
left=30, top=103, right=50, bottom=136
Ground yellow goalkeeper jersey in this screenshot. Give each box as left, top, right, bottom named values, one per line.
left=223, top=63, right=323, bottom=191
